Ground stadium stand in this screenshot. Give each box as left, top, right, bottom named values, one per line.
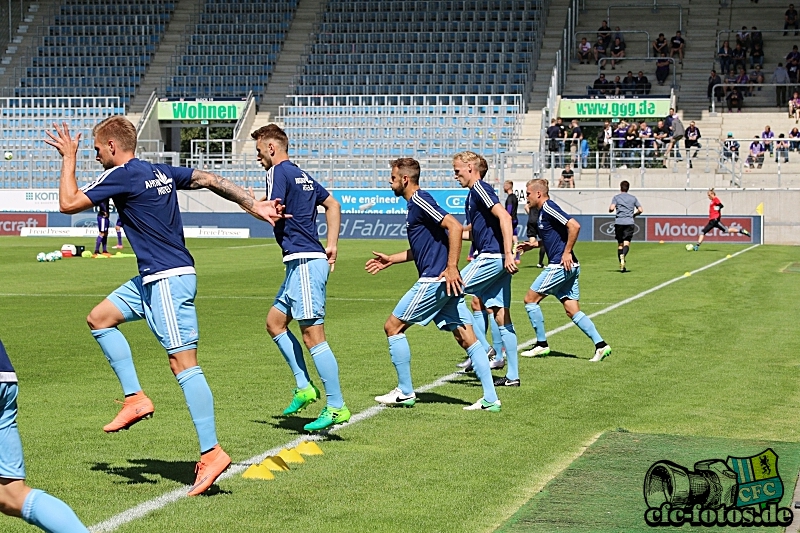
left=0, top=96, right=124, bottom=188
left=276, top=0, right=544, bottom=175
left=162, top=0, right=297, bottom=103
left=14, top=1, right=175, bottom=105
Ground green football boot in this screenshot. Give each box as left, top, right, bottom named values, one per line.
left=303, top=405, right=351, bottom=432
left=282, top=383, right=321, bottom=416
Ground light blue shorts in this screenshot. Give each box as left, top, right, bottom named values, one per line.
left=273, top=257, right=329, bottom=326
left=108, top=274, right=199, bottom=355
left=530, top=264, right=581, bottom=301
left=393, top=280, right=472, bottom=332
left=0, top=383, right=25, bottom=479
left=460, top=254, right=512, bottom=308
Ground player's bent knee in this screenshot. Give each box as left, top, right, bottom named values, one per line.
left=0, top=480, right=29, bottom=518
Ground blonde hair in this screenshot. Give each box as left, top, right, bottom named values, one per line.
left=527, top=178, right=550, bottom=196
left=93, top=116, right=137, bottom=152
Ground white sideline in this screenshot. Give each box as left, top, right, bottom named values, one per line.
left=88, top=245, right=759, bottom=532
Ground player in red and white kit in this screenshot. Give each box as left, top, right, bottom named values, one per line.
left=691, top=188, right=751, bottom=250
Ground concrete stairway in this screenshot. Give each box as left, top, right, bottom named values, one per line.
left=675, top=0, right=720, bottom=119
left=258, top=0, right=328, bottom=122
left=128, top=0, right=204, bottom=114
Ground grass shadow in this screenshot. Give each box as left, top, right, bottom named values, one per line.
left=90, top=458, right=197, bottom=486
left=416, top=391, right=471, bottom=405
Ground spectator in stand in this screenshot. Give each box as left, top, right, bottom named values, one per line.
left=788, top=57, right=800, bottom=84
left=776, top=134, right=790, bottom=163
left=750, top=42, right=764, bottom=68
left=569, top=119, right=583, bottom=166
left=598, top=20, right=612, bottom=48
left=731, top=43, right=747, bottom=71
left=577, top=37, right=592, bottom=64
left=546, top=118, right=562, bottom=167
left=593, top=73, right=609, bottom=95
left=761, top=125, right=775, bottom=157
left=652, top=119, right=669, bottom=157
left=790, top=91, right=800, bottom=122
left=749, top=64, right=764, bottom=94
left=773, top=63, right=790, bottom=107
left=736, top=67, right=751, bottom=96
left=610, top=38, right=626, bottom=70
left=670, top=31, right=685, bottom=65
left=751, top=27, right=763, bottom=49
left=718, top=40, right=732, bottom=75
left=593, top=37, right=608, bottom=68
left=789, top=126, right=800, bottom=150
left=785, top=3, right=799, bottom=36
left=655, top=53, right=671, bottom=85
left=598, top=120, right=613, bottom=168
left=746, top=136, right=765, bottom=169
left=635, top=71, right=651, bottom=95
left=724, top=68, right=738, bottom=94
left=614, top=121, right=628, bottom=166
left=723, top=132, right=740, bottom=161
left=708, top=70, right=724, bottom=104
left=653, top=33, right=668, bottom=56
left=639, top=121, right=654, bottom=160
left=558, top=164, right=575, bottom=188
left=613, top=26, right=626, bottom=44
left=663, top=109, right=684, bottom=162
left=622, top=71, right=636, bottom=95
left=736, top=27, right=751, bottom=50
left=623, top=123, right=640, bottom=166
left=610, top=75, right=623, bottom=95
left=685, top=121, right=702, bottom=167
left=727, top=86, right=743, bottom=112
left=580, top=138, right=590, bottom=169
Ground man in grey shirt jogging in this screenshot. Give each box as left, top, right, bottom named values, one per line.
left=609, top=180, right=643, bottom=272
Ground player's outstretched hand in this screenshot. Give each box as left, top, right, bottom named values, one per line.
left=365, top=251, right=391, bottom=275
left=244, top=187, right=291, bottom=226
left=516, top=241, right=538, bottom=253
left=44, top=122, right=81, bottom=158
left=504, top=255, right=519, bottom=274
left=326, top=245, right=337, bottom=272
left=439, top=265, right=465, bottom=296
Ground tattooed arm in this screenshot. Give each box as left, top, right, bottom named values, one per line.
left=189, top=169, right=285, bottom=225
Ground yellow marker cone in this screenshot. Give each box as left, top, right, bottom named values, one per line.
left=659, top=240, right=664, bottom=244
left=726, top=254, right=732, bottom=258
left=260, top=456, right=290, bottom=471
left=684, top=272, right=691, bottom=277
left=296, top=441, right=324, bottom=456
left=756, top=202, right=764, bottom=215
left=277, top=448, right=305, bottom=464
left=242, top=464, right=275, bottom=480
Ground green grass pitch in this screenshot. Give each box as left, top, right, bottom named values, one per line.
left=1, top=236, right=799, bottom=532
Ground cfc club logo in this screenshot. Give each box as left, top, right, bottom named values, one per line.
left=643, top=449, right=792, bottom=527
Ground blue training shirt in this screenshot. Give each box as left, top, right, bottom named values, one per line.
left=538, top=199, right=579, bottom=265
left=406, top=190, right=452, bottom=279
left=465, top=180, right=503, bottom=255
left=81, top=158, right=195, bottom=284
left=266, top=160, right=329, bottom=262
left=0, top=339, right=17, bottom=383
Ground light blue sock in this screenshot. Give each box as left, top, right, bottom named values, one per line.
left=471, top=310, right=491, bottom=352
left=22, top=489, right=89, bottom=533
left=272, top=330, right=310, bottom=389
left=488, top=313, right=504, bottom=359
left=572, top=311, right=604, bottom=344
left=524, top=303, right=548, bottom=343
left=176, top=366, right=217, bottom=454
left=499, top=324, right=519, bottom=380
left=92, top=328, right=141, bottom=396
left=388, top=334, right=413, bottom=396
left=466, top=341, right=498, bottom=403
left=310, top=341, right=343, bottom=409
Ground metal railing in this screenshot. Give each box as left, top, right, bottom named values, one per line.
left=575, top=30, right=651, bottom=59
left=607, top=3, right=683, bottom=33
